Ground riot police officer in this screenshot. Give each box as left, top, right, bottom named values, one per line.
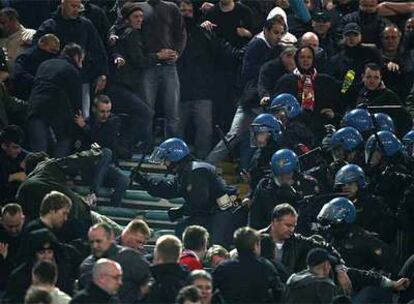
left=269, top=93, right=316, bottom=152
left=334, top=164, right=396, bottom=243
left=373, top=113, right=395, bottom=133
left=247, top=113, right=283, bottom=192
left=317, top=197, right=400, bottom=277
left=365, top=131, right=412, bottom=213
left=342, top=108, right=374, bottom=140
left=133, top=138, right=246, bottom=247
left=250, top=149, right=319, bottom=230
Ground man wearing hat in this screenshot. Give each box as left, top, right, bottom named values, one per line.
left=285, top=248, right=336, bottom=303
left=328, top=22, right=382, bottom=88
left=311, top=11, right=337, bottom=57
left=0, top=124, right=27, bottom=201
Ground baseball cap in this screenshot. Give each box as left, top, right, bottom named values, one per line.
left=312, top=11, right=330, bottom=22
left=306, top=248, right=338, bottom=267
left=343, top=23, right=361, bottom=35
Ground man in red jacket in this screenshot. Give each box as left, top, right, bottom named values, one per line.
left=179, top=225, right=209, bottom=270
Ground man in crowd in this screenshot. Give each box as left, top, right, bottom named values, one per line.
left=71, top=258, right=122, bottom=303
left=33, top=0, right=108, bottom=118
left=0, top=7, right=35, bottom=68
left=118, top=218, right=151, bottom=254
left=31, top=260, right=72, bottom=304
left=79, top=223, right=150, bottom=303
left=27, top=43, right=84, bottom=157
left=0, top=203, right=25, bottom=291
left=11, top=33, right=60, bottom=100
left=145, top=235, right=189, bottom=303
left=180, top=225, right=209, bottom=271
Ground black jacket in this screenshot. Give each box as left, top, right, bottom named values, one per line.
left=250, top=174, right=319, bottom=230
left=141, top=161, right=232, bottom=216
left=144, top=263, right=189, bottom=303
left=285, top=269, right=336, bottom=304
left=70, top=283, right=121, bottom=304
left=327, top=225, right=400, bottom=277
left=177, top=19, right=214, bottom=101
left=82, top=2, right=110, bottom=43
left=212, top=251, right=285, bottom=303
left=32, top=7, right=108, bottom=82
left=28, top=56, right=82, bottom=124
left=11, top=46, right=57, bottom=100
left=258, top=57, right=289, bottom=99
left=338, top=11, right=387, bottom=45
left=79, top=243, right=150, bottom=303
left=0, top=225, right=23, bottom=291
left=260, top=227, right=345, bottom=276
left=398, top=254, right=414, bottom=303
left=108, top=24, right=157, bottom=91
left=0, top=148, right=26, bottom=201
left=327, top=44, right=382, bottom=83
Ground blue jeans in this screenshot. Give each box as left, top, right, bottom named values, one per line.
left=106, top=84, right=153, bottom=147
left=206, top=105, right=260, bottom=170
left=138, top=64, right=180, bottom=140
left=180, top=99, right=212, bottom=159
left=27, top=117, right=73, bottom=157
left=92, top=148, right=130, bottom=206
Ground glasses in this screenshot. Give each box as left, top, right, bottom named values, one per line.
left=103, top=273, right=122, bottom=281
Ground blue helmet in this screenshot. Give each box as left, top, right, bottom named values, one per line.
left=365, top=131, right=403, bottom=160
left=403, top=130, right=414, bottom=157
left=373, top=113, right=395, bottom=133
left=335, top=164, right=367, bottom=188
left=149, top=137, right=190, bottom=163
left=270, top=93, right=302, bottom=120
left=330, top=127, right=363, bottom=152
left=250, top=114, right=283, bottom=147
left=317, top=197, right=357, bottom=225
left=271, top=149, right=299, bottom=176
left=342, top=109, right=373, bottom=133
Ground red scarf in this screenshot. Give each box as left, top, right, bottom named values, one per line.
left=294, top=68, right=318, bottom=111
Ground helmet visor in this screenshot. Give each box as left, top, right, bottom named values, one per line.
left=250, top=125, right=270, bottom=148
left=148, top=146, right=167, bottom=164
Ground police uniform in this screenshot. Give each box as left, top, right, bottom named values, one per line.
left=327, top=226, right=400, bottom=277
left=140, top=160, right=246, bottom=247
left=250, top=173, right=319, bottom=230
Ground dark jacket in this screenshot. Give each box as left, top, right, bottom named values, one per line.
left=3, top=229, right=80, bottom=303
left=141, top=161, right=231, bottom=216
left=144, top=263, right=189, bottom=303
left=82, top=2, right=110, bottom=43
left=328, top=225, right=400, bottom=277
left=136, top=0, right=186, bottom=55
left=80, top=115, right=122, bottom=160
left=285, top=269, right=336, bottom=304
left=177, top=19, right=215, bottom=101
left=0, top=225, right=23, bottom=291
left=32, top=7, right=108, bottom=82
left=250, top=174, right=319, bottom=230
left=10, top=0, right=59, bottom=29
left=0, top=83, right=28, bottom=129
left=212, top=251, right=285, bottom=303
left=338, top=11, right=387, bottom=45
left=327, top=44, right=382, bottom=83
left=16, top=149, right=104, bottom=241
left=70, top=283, right=121, bottom=304
left=259, top=227, right=345, bottom=276
left=79, top=243, right=150, bottom=303
left=240, top=35, right=276, bottom=86
left=28, top=56, right=82, bottom=124
left=0, top=148, right=26, bottom=201
left=398, top=254, right=414, bottom=303
left=109, top=25, right=157, bottom=90
left=11, top=46, right=57, bottom=100
left=258, top=57, right=290, bottom=98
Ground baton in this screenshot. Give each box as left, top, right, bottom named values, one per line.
left=215, top=124, right=237, bottom=158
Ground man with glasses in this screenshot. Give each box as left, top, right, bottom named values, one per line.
left=71, top=258, right=123, bottom=303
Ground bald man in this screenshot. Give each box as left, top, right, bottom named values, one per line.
left=301, top=32, right=328, bottom=72
left=71, top=258, right=122, bottom=303
left=12, top=34, right=60, bottom=100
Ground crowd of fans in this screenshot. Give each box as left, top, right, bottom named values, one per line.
left=3, top=0, right=414, bottom=303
